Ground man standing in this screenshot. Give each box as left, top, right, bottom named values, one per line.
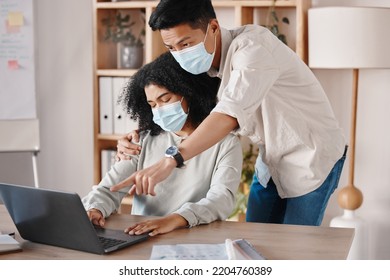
left=113, top=0, right=346, bottom=226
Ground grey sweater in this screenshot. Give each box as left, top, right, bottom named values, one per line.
left=82, top=131, right=242, bottom=227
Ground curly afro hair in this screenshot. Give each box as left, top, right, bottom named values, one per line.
left=120, top=52, right=220, bottom=136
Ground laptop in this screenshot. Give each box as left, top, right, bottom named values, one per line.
left=0, top=183, right=149, bottom=254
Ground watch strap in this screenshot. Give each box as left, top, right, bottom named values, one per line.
left=172, top=151, right=184, bottom=168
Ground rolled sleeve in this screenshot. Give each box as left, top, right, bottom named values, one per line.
left=212, top=99, right=247, bottom=134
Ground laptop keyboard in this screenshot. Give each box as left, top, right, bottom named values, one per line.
left=98, top=236, right=127, bottom=249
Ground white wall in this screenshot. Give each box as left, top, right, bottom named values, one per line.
left=312, top=0, right=390, bottom=260
left=0, top=0, right=94, bottom=197
left=0, top=0, right=389, bottom=259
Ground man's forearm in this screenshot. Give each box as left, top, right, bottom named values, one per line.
left=179, top=112, right=238, bottom=161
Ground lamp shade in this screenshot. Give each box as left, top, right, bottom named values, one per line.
left=308, top=7, right=390, bottom=69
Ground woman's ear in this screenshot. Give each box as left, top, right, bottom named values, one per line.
left=181, top=97, right=190, bottom=114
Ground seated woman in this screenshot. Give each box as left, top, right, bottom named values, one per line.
left=82, top=52, right=242, bottom=236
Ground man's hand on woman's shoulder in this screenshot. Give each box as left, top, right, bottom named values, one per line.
left=116, top=130, right=142, bottom=161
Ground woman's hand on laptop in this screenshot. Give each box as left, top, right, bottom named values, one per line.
left=124, top=214, right=188, bottom=236
left=87, top=208, right=105, bottom=227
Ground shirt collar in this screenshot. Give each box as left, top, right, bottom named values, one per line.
left=208, top=27, right=232, bottom=79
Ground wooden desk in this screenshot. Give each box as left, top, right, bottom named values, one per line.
left=0, top=205, right=354, bottom=260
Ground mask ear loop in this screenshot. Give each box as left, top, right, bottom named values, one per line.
left=204, top=24, right=217, bottom=55
left=203, top=24, right=211, bottom=43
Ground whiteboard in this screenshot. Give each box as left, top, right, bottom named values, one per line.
left=0, top=0, right=36, bottom=120
left=0, top=0, right=39, bottom=154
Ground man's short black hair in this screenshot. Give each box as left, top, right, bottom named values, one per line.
left=149, top=0, right=216, bottom=32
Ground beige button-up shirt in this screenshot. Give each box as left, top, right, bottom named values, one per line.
left=210, top=25, right=346, bottom=198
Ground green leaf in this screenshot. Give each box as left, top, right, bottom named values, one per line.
left=271, top=10, right=279, bottom=23
left=270, top=25, right=279, bottom=35
left=101, top=9, right=145, bottom=46
left=122, top=14, right=130, bottom=22
left=278, top=34, right=288, bottom=45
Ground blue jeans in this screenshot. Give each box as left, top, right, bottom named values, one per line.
left=246, top=147, right=347, bottom=226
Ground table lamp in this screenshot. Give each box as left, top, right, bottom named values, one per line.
left=308, top=6, right=390, bottom=259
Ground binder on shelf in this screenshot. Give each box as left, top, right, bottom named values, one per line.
left=101, top=149, right=116, bottom=179
left=99, top=76, right=138, bottom=136
left=99, top=77, right=114, bottom=134
left=113, top=77, right=128, bottom=135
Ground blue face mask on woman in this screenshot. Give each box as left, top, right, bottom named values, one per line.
left=152, top=98, right=188, bottom=132
left=171, top=25, right=216, bottom=75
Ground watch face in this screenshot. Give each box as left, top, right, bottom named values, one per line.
left=166, top=146, right=178, bottom=156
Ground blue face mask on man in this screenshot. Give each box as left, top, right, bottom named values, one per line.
left=152, top=98, right=188, bottom=132
left=171, top=25, right=216, bottom=75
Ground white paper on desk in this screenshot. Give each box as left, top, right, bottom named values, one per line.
left=150, top=243, right=228, bottom=260
left=150, top=239, right=265, bottom=260
left=0, top=234, right=21, bottom=253
left=0, top=234, right=19, bottom=245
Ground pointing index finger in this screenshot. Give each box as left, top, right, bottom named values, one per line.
left=110, top=175, right=135, bottom=192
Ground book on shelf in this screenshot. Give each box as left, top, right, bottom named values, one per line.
left=99, top=77, right=114, bottom=134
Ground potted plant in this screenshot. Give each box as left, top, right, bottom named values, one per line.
left=265, top=0, right=290, bottom=45
left=102, top=10, right=145, bottom=69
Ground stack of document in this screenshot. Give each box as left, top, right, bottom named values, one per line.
left=0, top=234, right=22, bottom=254
left=150, top=239, right=265, bottom=260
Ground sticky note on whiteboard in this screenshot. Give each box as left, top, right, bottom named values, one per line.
left=8, top=12, right=24, bottom=27
left=8, top=60, right=19, bottom=70
left=5, top=20, right=20, bottom=33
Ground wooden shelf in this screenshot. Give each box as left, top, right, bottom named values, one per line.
left=95, top=1, right=159, bottom=9
left=97, top=134, right=122, bottom=141
left=96, top=69, right=138, bottom=77
left=212, top=0, right=298, bottom=7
